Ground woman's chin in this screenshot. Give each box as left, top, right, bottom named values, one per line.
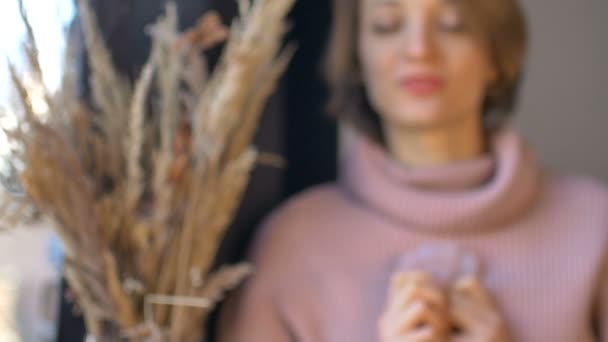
left=388, top=110, right=451, bottom=130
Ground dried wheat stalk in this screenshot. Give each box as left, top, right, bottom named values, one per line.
left=0, top=0, right=295, bottom=340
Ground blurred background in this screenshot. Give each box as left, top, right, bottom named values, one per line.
left=0, top=0, right=606, bottom=341
left=1, top=2, right=73, bottom=341
left=0, top=0, right=74, bottom=156
left=515, top=0, right=608, bottom=183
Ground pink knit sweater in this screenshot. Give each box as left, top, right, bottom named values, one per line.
left=220, top=127, right=608, bottom=342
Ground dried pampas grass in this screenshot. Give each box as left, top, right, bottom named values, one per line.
left=0, top=0, right=295, bottom=340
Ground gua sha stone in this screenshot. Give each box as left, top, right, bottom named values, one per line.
left=394, top=242, right=481, bottom=289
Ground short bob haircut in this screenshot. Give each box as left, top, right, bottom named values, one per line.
left=324, top=0, right=528, bottom=144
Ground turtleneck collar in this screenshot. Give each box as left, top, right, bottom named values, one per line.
left=340, top=126, right=543, bottom=234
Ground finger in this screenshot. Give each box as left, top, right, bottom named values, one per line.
left=379, top=302, right=448, bottom=341
left=391, top=301, right=427, bottom=335
left=394, top=301, right=448, bottom=335
left=391, top=271, right=433, bottom=292
left=383, top=328, right=437, bottom=342
left=449, top=289, right=486, bottom=329
left=449, top=290, right=506, bottom=339
left=416, top=304, right=450, bottom=337
left=391, top=283, right=446, bottom=313
left=452, top=276, right=495, bottom=309
left=399, top=326, right=443, bottom=342
left=390, top=272, right=443, bottom=307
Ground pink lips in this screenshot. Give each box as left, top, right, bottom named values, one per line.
left=400, top=74, right=444, bottom=96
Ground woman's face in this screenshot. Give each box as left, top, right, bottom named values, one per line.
left=358, top=0, right=496, bottom=130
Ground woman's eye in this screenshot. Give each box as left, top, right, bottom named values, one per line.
left=371, top=20, right=402, bottom=34
left=438, top=11, right=466, bottom=32
left=372, top=23, right=400, bottom=34
left=370, top=11, right=402, bottom=34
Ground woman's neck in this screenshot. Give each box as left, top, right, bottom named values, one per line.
left=383, top=115, right=486, bottom=167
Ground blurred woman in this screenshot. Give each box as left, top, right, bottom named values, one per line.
left=219, top=0, right=608, bottom=341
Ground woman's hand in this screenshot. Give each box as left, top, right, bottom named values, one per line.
left=379, top=271, right=450, bottom=342
left=449, top=276, right=510, bottom=342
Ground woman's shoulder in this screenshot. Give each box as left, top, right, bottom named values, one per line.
left=259, top=183, right=348, bottom=234
left=272, top=183, right=348, bottom=220
left=545, top=171, right=608, bottom=202
left=542, top=171, right=608, bottom=224
left=246, top=183, right=348, bottom=262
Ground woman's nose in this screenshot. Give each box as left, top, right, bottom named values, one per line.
left=401, top=19, right=436, bottom=61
